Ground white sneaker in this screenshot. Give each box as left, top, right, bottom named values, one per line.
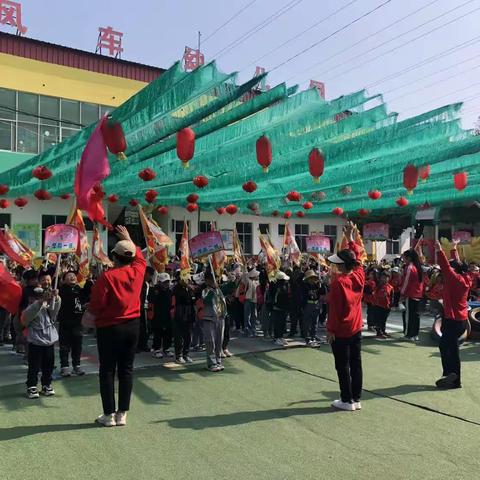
left=175, top=357, right=186, bottom=364
left=184, top=356, right=194, bottom=364
left=353, top=401, right=362, bottom=410
left=26, top=386, right=40, bottom=399
left=152, top=350, right=163, bottom=359
left=115, top=411, right=127, bottom=426
left=95, top=414, right=116, bottom=427
left=331, top=400, right=355, bottom=411
left=220, top=351, right=227, bottom=358
left=223, top=349, right=233, bottom=357
left=274, top=338, right=284, bottom=346
left=282, top=339, right=289, bottom=347
left=60, top=367, right=71, bottom=377
left=413, top=336, right=419, bottom=341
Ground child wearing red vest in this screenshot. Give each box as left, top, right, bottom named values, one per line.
left=373, top=271, right=394, bottom=339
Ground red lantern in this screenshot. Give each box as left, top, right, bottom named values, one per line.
left=186, top=202, right=198, bottom=213
left=358, top=208, right=370, bottom=216
left=145, top=189, right=158, bottom=204
left=403, top=164, right=419, bottom=195
left=242, top=181, right=257, bottom=193
left=368, top=190, right=382, bottom=200
left=138, top=168, right=156, bottom=181
left=296, top=211, right=305, bottom=218
left=226, top=204, right=238, bottom=215
left=0, top=185, right=9, bottom=195
left=158, top=206, right=169, bottom=215
left=332, top=207, right=344, bottom=216
left=419, top=165, right=430, bottom=182
left=108, top=194, right=119, bottom=203
left=186, top=193, right=199, bottom=203
left=248, top=202, right=259, bottom=212
left=101, top=119, right=127, bottom=160
left=256, top=135, right=272, bottom=173
left=193, top=175, right=209, bottom=189
left=34, top=189, right=52, bottom=201
left=176, top=127, right=195, bottom=168
left=272, top=210, right=280, bottom=217
left=396, top=196, right=408, bottom=207
left=216, top=207, right=226, bottom=215
left=59, top=193, right=71, bottom=200
left=287, top=191, right=301, bottom=202
left=129, top=199, right=139, bottom=207
left=308, top=147, right=325, bottom=183
left=0, top=199, right=9, bottom=209
left=303, top=201, right=313, bottom=210
left=454, top=172, right=468, bottom=191
left=14, top=197, right=28, bottom=208
left=32, top=165, right=52, bottom=181
left=283, top=211, right=292, bottom=219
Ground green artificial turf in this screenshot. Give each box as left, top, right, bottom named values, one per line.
left=1, top=336, right=480, bottom=480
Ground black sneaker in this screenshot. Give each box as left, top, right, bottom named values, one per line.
left=27, top=387, right=40, bottom=399
left=41, top=385, right=55, bottom=396
left=435, top=373, right=459, bottom=389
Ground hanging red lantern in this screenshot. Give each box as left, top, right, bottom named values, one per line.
left=358, top=208, right=370, bottom=216
left=108, top=194, right=119, bottom=203
left=14, top=197, right=28, bottom=208
left=226, top=204, right=238, bottom=215
left=242, top=180, right=257, bottom=193
left=186, top=193, right=199, bottom=203
left=296, top=211, right=305, bottom=218
left=158, top=206, right=169, bottom=215
left=454, top=172, right=468, bottom=191
left=129, top=199, right=139, bottom=207
left=368, top=190, right=382, bottom=200
left=193, top=175, right=208, bottom=189
left=256, top=135, right=272, bottom=173
left=283, top=211, right=292, bottom=219
left=332, top=207, right=344, bottom=216
left=272, top=210, right=280, bottom=217
left=0, top=199, right=9, bottom=209
left=216, top=207, right=226, bottom=215
left=287, top=191, right=301, bottom=202
left=308, top=147, right=325, bottom=183
left=176, top=127, right=195, bottom=168
left=59, top=193, right=71, bottom=200
left=311, top=191, right=326, bottom=201
left=186, top=202, right=198, bottom=213
left=396, top=196, right=409, bottom=207
left=145, top=189, right=158, bottom=204
left=138, top=168, right=156, bottom=181
left=32, top=165, right=52, bottom=181
left=419, top=165, right=430, bottom=182
left=34, top=189, right=52, bottom=201
left=403, top=164, right=419, bottom=195
left=0, top=185, right=9, bottom=195
left=101, top=118, right=127, bottom=160
left=303, top=201, right=313, bottom=210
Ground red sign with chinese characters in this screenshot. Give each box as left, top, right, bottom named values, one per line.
left=96, top=26, right=123, bottom=57
left=183, top=46, right=204, bottom=71
left=0, top=0, right=27, bottom=35
left=310, top=80, right=325, bottom=99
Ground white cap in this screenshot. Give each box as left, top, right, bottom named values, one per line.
left=192, top=272, right=205, bottom=285
left=327, top=253, right=344, bottom=264
left=158, top=273, right=170, bottom=283
left=276, top=271, right=290, bottom=281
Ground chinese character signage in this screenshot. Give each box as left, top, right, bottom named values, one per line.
left=189, top=231, right=224, bottom=259
left=363, top=223, right=389, bottom=241
left=44, top=225, right=79, bottom=254
left=96, top=26, right=123, bottom=57
left=306, top=235, right=330, bottom=254
left=183, top=46, right=204, bottom=71
left=0, top=0, right=27, bottom=35
left=220, top=229, right=233, bottom=252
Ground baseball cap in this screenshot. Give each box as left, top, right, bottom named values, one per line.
left=327, top=253, right=345, bottom=264
left=158, top=273, right=170, bottom=283
left=112, top=240, right=136, bottom=258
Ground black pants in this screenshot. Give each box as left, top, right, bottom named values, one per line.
left=96, top=319, right=139, bottom=415
left=233, top=299, right=244, bottom=330
left=289, top=308, right=301, bottom=336
left=272, top=310, right=287, bottom=339
left=402, top=298, right=420, bottom=337
left=59, top=326, right=83, bottom=368
left=152, top=320, right=172, bottom=352
left=366, top=304, right=374, bottom=328
left=222, top=314, right=231, bottom=350
left=319, top=303, right=328, bottom=325
left=331, top=332, right=362, bottom=403
left=26, top=343, right=55, bottom=388
left=137, top=309, right=150, bottom=351
left=173, top=321, right=192, bottom=358
left=393, top=291, right=400, bottom=308
left=439, top=319, right=466, bottom=382
left=374, top=307, right=390, bottom=334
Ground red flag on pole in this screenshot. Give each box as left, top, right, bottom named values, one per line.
left=0, top=263, right=22, bottom=314
left=0, top=229, right=30, bottom=267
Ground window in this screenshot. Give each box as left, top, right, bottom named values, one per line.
left=386, top=239, right=400, bottom=255
left=61, top=99, right=80, bottom=126
left=61, top=127, right=80, bottom=141
left=17, top=122, right=38, bottom=153
left=171, top=220, right=190, bottom=253
left=18, top=92, right=38, bottom=123
left=278, top=224, right=285, bottom=236
left=0, top=120, right=14, bottom=151
left=236, top=222, right=252, bottom=254
left=82, top=102, right=99, bottom=126
left=295, top=224, right=309, bottom=252
left=324, top=225, right=337, bottom=252
left=0, top=213, right=11, bottom=229
left=40, top=125, right=59, bottom=151
left=42, top=215, right=67, bottom=250
left=40, top=96, right=59, bottom=126
left=0, top=88, right=15, bottom=120
left=200, top=221, right=216, bottom=233
left=259, top=223, right=270, bottom=235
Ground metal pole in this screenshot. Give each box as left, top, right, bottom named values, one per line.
left=197, top=31, right=201, bottom=69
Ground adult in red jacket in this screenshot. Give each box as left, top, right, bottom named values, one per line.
left=88, top=226, right=146, bottom=427
left=327, top=222, right=365, bottom=412
left=400, top=249, right=424, bottom=341
left=434, top=240, right=472, bottom=389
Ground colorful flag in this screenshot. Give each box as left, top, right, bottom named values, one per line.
left=259, top=233, right=281, bottom=281
left=283, top=222, right=301, bottom=266
left=0, top=227, right=31, bottom=267
left=232, top=228, right=246, bottom=267
left=179, top=221, right=191, bottom=281
left=210, top=222, right=226, bottom=278
left=92, top=226, right=113, bottom=267
left=67, top=205, right=90, bottom=282
left=0, top=262, right=22, bottom=315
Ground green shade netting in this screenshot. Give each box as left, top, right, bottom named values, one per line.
left=1, top=60, right=480, bottom=217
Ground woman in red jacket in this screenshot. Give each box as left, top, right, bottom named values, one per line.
left=434, top=240, right=471, bottom=389
left=400, top=249, right=424, bottom=341
left=327, top=222, right=365, bottom=412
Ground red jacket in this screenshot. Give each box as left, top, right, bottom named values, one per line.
left=363, top=279, right=376, bottom=305
left=400, top=264, right=423, bottom=299
left=390, top=275, right=401, bottom=293
left=373, top=283, right=394, bottom=310
left=327, top=242, right=365, bottom=338
left=89, top=247, right=147, bottom=328
left=426, top=281, right=443, bottom=301
left=437, top=249, right=471, bottom=321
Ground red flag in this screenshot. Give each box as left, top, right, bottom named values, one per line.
left=0, top=263, right=22, bottom=314
left=0, top=229, right=30, bottom=267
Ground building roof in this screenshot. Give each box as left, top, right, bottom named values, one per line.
left=0, top=31, right=164, bottom=82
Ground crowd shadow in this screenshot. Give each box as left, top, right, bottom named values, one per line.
left=0, top=422, right=97, bottom=441
left=368, top=383, right=439, bottom=398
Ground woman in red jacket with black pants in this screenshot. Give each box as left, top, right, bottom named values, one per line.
left=434, top=240, right=471, bottom=389
left=327, top=222, right=365, bottom=412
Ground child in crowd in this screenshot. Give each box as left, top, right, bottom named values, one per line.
left=373, top=271, right=394, bottom=339
left=151, top=272, right=173, bottom=359
left=389, top=267, right=402, bottom=309
left=301, top=269, right=321, bottom=346
left=364, top=269, right=377, bottom=331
